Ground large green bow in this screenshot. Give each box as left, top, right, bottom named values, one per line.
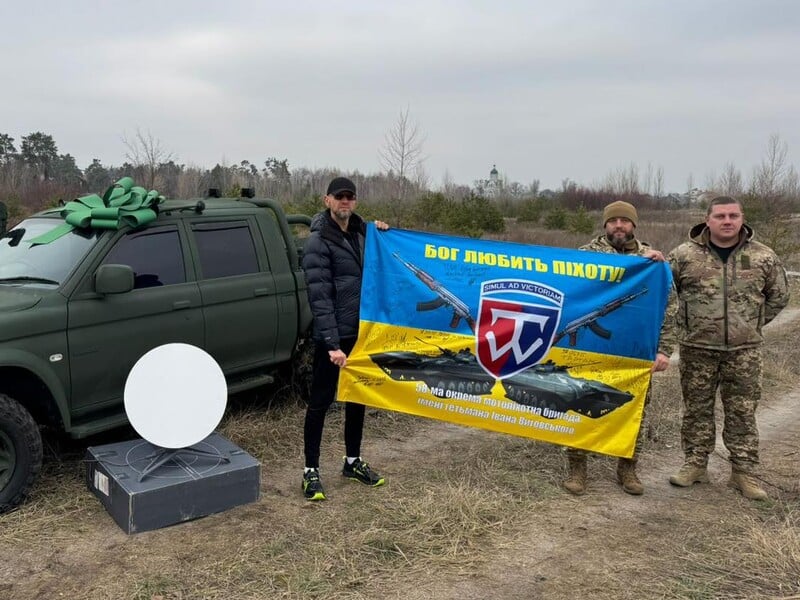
left=29, top=177, right=164, bottom=245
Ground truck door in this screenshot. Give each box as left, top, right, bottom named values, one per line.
left=67, top=224, right=203, bottom=414
left=189, top=218, right=278, bottom=372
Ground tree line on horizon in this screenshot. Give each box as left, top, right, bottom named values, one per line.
left=1, top=129, right=798, bottom=243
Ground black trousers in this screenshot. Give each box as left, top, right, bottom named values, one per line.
left=303, top=338, right=365, bottom=469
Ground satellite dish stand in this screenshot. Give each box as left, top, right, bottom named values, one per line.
left=137, top=443, right=231, bottom=482
left=123, top=343, right=233, bottom=482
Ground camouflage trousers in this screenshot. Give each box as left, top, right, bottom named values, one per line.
left=678, top=345, right=762, bottom=474
left=566, top=383, right=651, bottom=461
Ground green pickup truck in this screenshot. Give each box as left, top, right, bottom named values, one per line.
left=0, top=191, right=313, bottom=512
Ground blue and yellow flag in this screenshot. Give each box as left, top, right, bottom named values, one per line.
left=337, top=226, right=672, bottom=457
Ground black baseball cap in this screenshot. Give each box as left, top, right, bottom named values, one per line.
left=326, top=177, right=357, bottom=196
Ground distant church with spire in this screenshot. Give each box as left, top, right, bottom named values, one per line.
left=474, top=164, right=503, bottom=198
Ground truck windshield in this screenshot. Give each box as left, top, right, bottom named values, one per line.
left=0, top=218, right=101, bottom=287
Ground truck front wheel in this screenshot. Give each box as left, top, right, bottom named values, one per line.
left=0, top=394, right=43, bottom=513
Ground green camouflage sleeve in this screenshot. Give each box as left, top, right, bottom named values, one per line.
left=657, top=285, right=678, bottom=355
left=656, top=248, right=680, bottom=355
left=763, top=253, right=790, bottom=325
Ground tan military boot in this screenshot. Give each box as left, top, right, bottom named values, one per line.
left=616, top=458, right=644, bottom=495
left=728, top=472, right=768, bottom=501
left=563, top=455, right=587, bottom=495
left=668, top=463, right=709, bottom=487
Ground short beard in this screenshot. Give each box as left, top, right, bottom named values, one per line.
left=606, top=231, right=633, bottom=250
left=331, top=207, right=352, bottom=221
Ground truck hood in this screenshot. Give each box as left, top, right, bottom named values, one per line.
left=0, top=288, right=43, bottom=312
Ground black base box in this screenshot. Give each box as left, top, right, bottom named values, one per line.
left=85, top=433, right=260, bottom=534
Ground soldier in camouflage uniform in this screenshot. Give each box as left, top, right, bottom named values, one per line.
left=563, top=200, right=672, bottom=496
left=666, top=195, right=789, bottom=500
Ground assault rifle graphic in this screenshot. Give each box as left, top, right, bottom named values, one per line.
left=392, top=252, right=476, bottom=332
left=553, top=287, right=648, bottom=346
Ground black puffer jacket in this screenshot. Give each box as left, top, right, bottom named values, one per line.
left=301, top=209, right=366, bottom=350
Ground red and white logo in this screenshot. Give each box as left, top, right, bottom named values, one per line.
left=476, top=280, right=563, bottom=379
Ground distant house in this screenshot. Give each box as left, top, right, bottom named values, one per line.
left=688, top=188, right=706, bottom=204
left=665, top=188, right=707, bottom=207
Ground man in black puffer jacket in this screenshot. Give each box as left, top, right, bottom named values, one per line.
left=300, top=176, right=389, bottom=501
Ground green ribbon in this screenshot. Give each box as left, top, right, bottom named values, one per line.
left=29, top=177, right=164, bottom=245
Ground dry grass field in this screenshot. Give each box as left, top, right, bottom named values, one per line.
left=1, top=210, right=799, bottom=600
left=498, top=207, right=702, bottom=258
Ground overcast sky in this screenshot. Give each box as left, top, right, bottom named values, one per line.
left=2, top=1, right=798, bottom=193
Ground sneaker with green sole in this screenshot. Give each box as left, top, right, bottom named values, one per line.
left=342, top=458, right=385, bottom=487
left=302, top=469, right=326, bottom=501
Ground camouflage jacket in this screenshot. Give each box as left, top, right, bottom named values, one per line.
left=579, top=235, right=652, bottom=255
left=664, top=222, right=789, bottom=351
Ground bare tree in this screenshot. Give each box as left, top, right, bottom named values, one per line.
left=620, top=162, right=640, bottom=196
left=177, top=164, right=204, bottom=199
left=783, top=165, right=799, bottom=199
left=379, top=106, right=426, bottom=201
left=745, top=134, right=799, bottom=256
left=440, top=169, right=455, bottom=194
left=643, top=162, right=654, bottom=196
left=603, top=162, right=639, bottom=196
left=703, top=170, right=717, bottom=191
left=122, top=128, right=174, bottom=190
left=439, top=169, right=471, bottom=200
left=717, top=162, right=743, bottom=196
left=752, top=132, right=789, bottom=198
left=412, top=162, right=430, bottom=192
left=653, top=166, right=665, bottom=199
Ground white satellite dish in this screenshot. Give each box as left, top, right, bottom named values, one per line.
left=124, top=343, right=228, bottom=480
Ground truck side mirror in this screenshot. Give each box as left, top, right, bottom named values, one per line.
left=95, top=264, right=135, bottom=294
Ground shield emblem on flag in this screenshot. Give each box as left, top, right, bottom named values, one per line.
left=476, top=280, right=563, bottom=379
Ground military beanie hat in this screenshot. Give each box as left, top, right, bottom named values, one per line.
left=603, top=200, right=638, bottom=228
